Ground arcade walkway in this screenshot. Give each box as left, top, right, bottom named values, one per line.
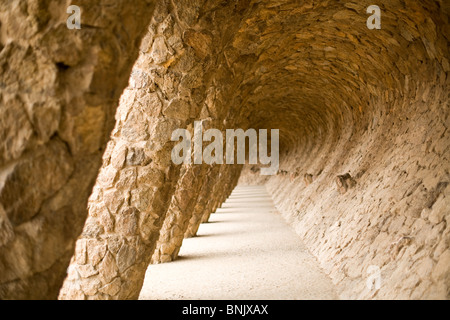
left=139, top=186, right=338, bottom=300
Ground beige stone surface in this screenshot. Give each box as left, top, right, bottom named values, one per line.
left=0, top=0, right=448, bottom=300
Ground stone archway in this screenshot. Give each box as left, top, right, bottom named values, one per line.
left=0, top=0, right=449, bottom=300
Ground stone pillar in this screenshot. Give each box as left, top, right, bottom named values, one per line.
left=151, top=164, right=209, bottom=263
left=59, top=4, right=218, bottom=299
left=152, top=162, right=242, bottom=263
left=184, top=165, right=222, bottom=238
left=58, top=77, right=184, bottom=300
left=201, top=166, right=228, bottom=223
left=201, top=165, right=242, bottom=223
left=0, top=0, right=156, bottom=300
left=230, top=165, right=243, bottom=192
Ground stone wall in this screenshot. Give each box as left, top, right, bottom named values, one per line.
left=0, top=0, right=157, bottom=299
left=238, top=0, right=449, bottom=299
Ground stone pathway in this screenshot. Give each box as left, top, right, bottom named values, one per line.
left=139, top=185, right=338, bottom=300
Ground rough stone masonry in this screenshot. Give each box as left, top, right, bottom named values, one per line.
left=0, top=0, right=449, bottom=300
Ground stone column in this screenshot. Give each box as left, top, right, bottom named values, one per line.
left=58, top=74, right=185, bottom=300
left=184, top=165, right=222, bottom=238
left=59, top=5, right=218, bottom=299
left=201, top=166, right=228, bottom=223
left=230, top=165, right=243, bottom=192
left=201, top=165, right=242, bottom=223
left=151, top=164, right=210, bottom=263
left=0, top=0, right=156, bottom=300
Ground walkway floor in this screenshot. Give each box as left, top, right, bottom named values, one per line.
left=139, top=185, right=338, bottom=300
